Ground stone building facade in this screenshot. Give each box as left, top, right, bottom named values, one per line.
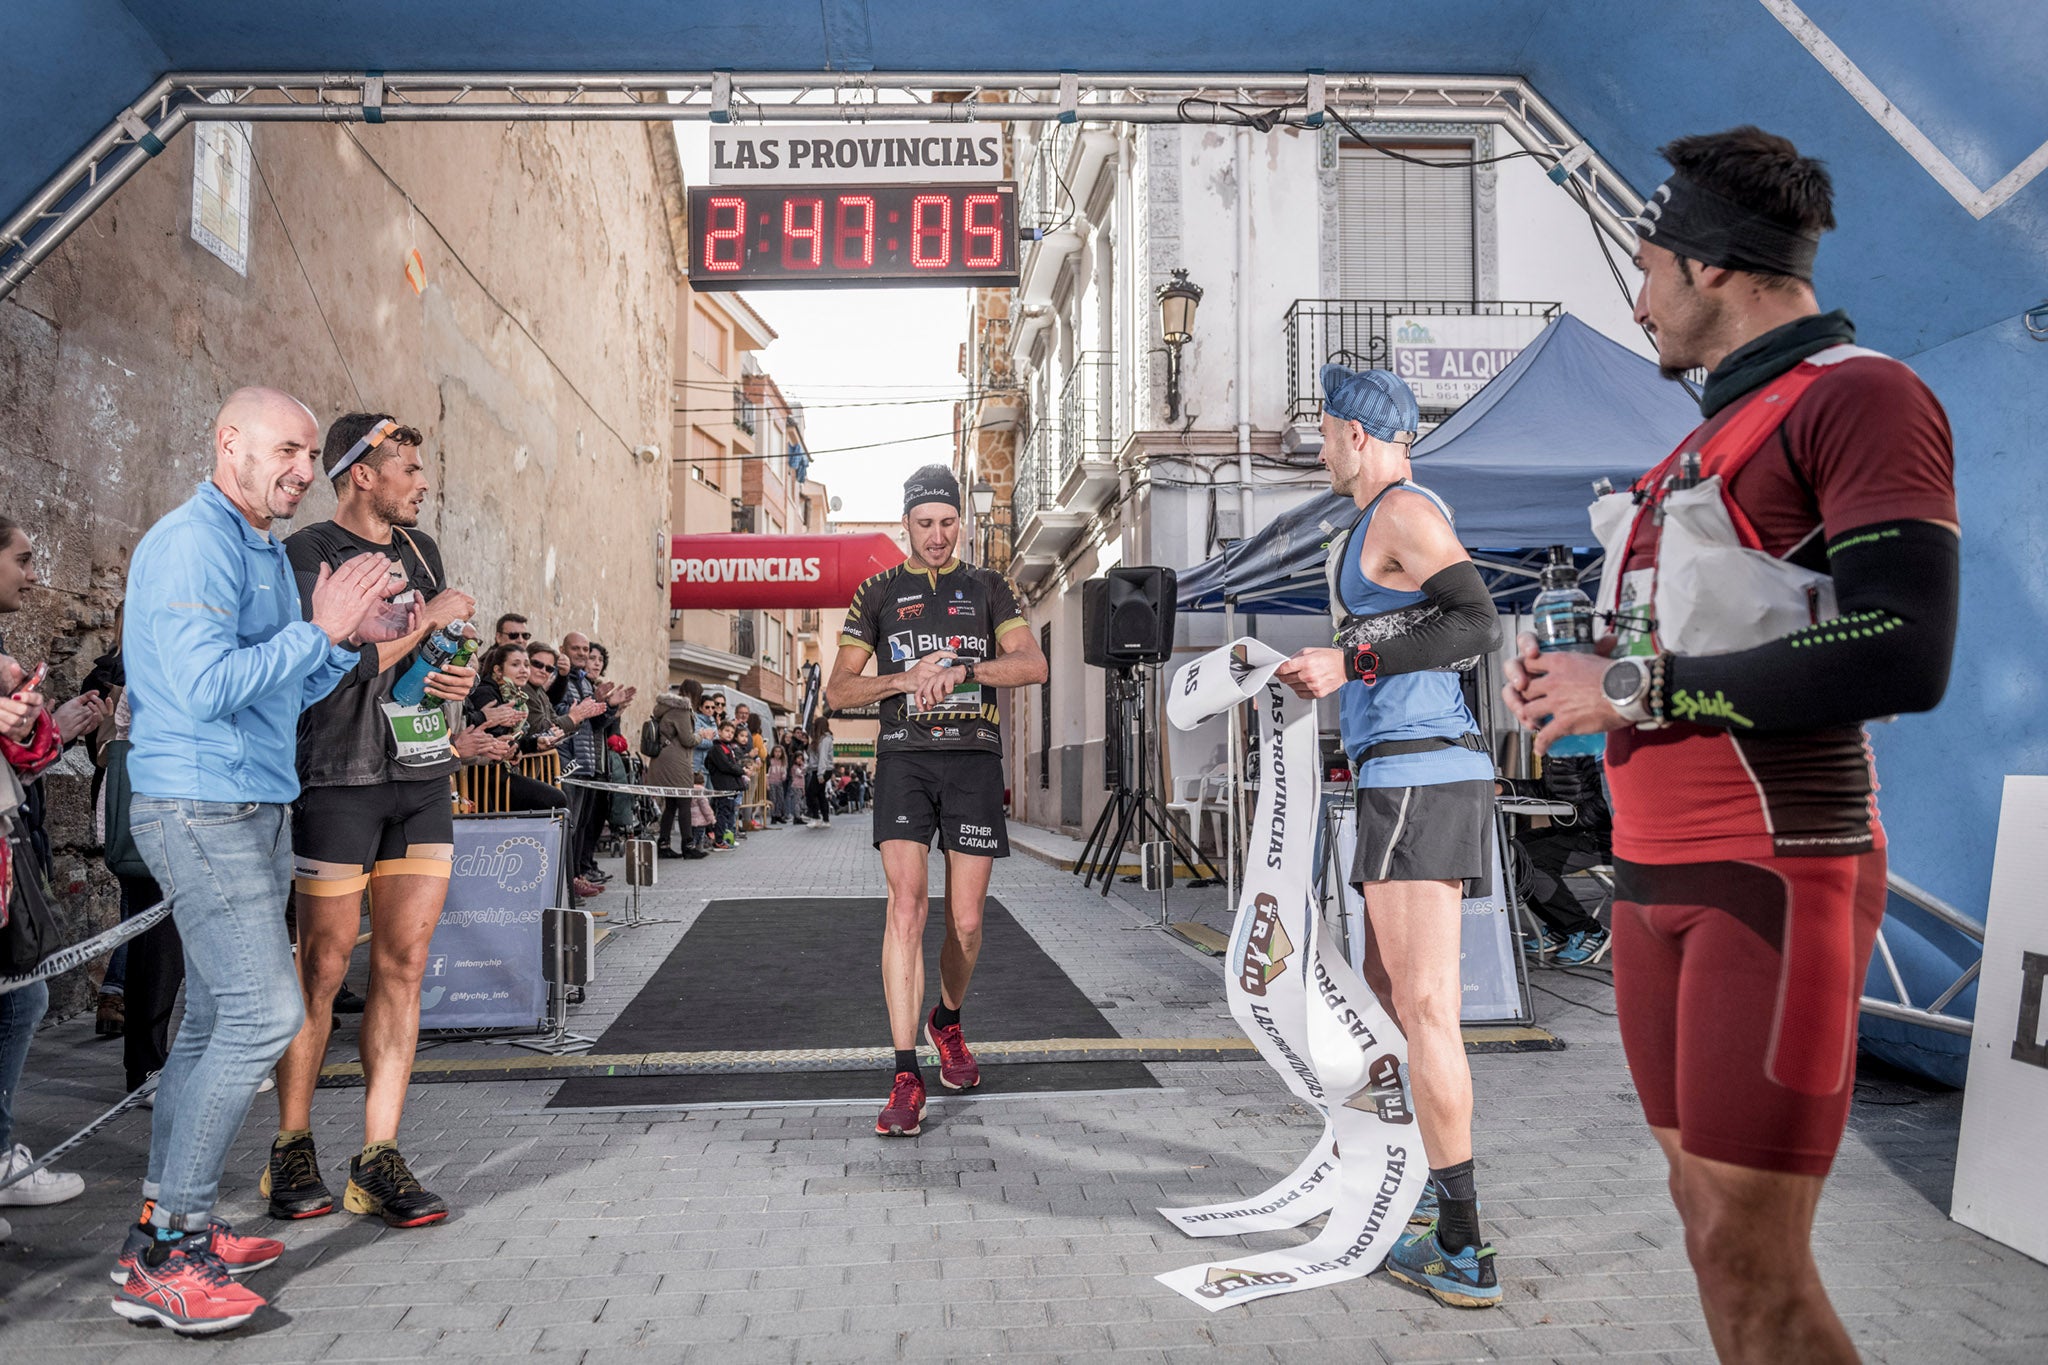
left=0, top=113, right=684, bottom=1009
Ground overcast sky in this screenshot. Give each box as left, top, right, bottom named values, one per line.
left=674, top=126, right=969, bottom=523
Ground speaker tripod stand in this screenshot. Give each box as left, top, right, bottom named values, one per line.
left=1074, top=665, right=1223, bottom=904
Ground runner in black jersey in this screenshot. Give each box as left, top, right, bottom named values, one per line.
left=268, top=413, right=477, bottom=1229
left=828, top=466, right=1047, bottom=1136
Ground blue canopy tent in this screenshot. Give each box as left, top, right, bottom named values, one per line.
left=1175, top=312, right=1700, bottom=616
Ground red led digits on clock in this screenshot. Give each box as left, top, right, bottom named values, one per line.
left=703, top=196, right=745, bottom=271
left=910, top=194, right=952, bottom=268
left=834, top=195, right=875, bottom=268
left=781, top=196, right=824, bottom=269
left=963, top=193, right=1003, bottom=269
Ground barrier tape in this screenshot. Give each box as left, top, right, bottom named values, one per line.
left=558, top=779, right=714, bottom=799
left=0, top=901, right=173, bottom=997
left=0, top=1074, right=156, bottom=1191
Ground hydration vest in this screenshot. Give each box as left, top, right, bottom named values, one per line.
left=1592, top=344, right=1883, bottom=658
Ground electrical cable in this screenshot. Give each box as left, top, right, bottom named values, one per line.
left=236, top=128, right=366, bottom=409
left=1527, top=978, right=1619, bottom=1018
left=338, top=126, right=640, bottom=460
left=1325, top=108, right=1558, bottom=170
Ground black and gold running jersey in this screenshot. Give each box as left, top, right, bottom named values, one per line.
left=840, top=558, right=1028, bottom=758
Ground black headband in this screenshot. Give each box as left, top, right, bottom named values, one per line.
left=1629, top=175, right=1822, bottom=282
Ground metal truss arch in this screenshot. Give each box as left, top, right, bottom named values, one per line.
left=0, top=70, right=1645, bottom=301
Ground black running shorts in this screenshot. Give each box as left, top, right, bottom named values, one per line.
left=871, top=751, right=1009, bottom=858
left=292, top=780, right=455, bottom=894
left=1350, top=778, right=1493, bottom=893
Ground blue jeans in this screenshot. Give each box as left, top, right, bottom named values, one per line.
left=0, top=978, right=49, bottom=1153
left=128, top=798, right=304, bottom=1232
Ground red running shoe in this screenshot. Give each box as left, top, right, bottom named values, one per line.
left=111, top=1229, right=267, bottom=1335
left=111, top=1202, right=284, bottom=1285
left=875, top=1070, right=927, bottom=1137
left=923, top=1009, right=982, bottom=1091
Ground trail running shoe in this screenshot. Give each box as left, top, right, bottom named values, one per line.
left=924, top=1009, right=981, bottom=1091
left=1386, top=1225, right=1501, bottom=1308
left=1553, top=925, right=1612, bottom=967
left=111, top=1230, right=267, bottom=1335
left=875, top=1071, right=927, bottom=1137
left=1521, top=926, right=1567, bottom=958
left=112, top=1202, right=283, bottom=1286
left=344, top=1147, right=448, bottom=1227
left=260, top=1134, right=334, bottom=1220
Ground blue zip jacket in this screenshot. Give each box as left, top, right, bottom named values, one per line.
left=124, top=480, right=363, bottom=804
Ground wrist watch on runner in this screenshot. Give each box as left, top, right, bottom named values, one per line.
left=1341, top=641, right=1380, bottom=685
left=961, top=660, right=977, bottom=685
left=1602, top=656, right=1653, bottom=723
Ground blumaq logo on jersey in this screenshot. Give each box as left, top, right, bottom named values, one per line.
left=1344, top=1052, right=1413, bottom=1126
left=1237, top=894, right=1294, bottom=996
left=1195, top=1266, right=1297, bottom=1300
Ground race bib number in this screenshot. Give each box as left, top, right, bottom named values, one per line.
left=908, top=680, right=984, bottom=719
left=380, top=701, right=452, bottom=767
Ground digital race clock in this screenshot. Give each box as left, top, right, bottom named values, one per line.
left=687, top=183, right=1020, bottom=290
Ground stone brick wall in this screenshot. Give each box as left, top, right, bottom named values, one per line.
left=0, top=114, right=681, bottom=1014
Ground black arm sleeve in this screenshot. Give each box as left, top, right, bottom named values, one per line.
left=1665, top=519, right=1958, bottom=734
left=1338, top=560, right=1501, bottom=676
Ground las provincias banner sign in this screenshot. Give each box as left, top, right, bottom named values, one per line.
left=670, top=532, right=905, bottom=610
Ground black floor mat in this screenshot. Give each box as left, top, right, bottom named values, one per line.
left=547, top=896, right=1158, bottom=1108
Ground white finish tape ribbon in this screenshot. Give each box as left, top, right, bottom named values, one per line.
left=1155, top=638, right=1426, bottom=1309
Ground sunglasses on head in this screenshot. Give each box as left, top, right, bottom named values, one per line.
left=504, top=630, right=531, bottom=641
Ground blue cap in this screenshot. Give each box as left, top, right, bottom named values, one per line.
left=1319, top=364, right=1420, bottom=444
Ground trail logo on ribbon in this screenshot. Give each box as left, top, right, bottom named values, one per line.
left=1346, top=1054, right=1414, bottom=1126
left=1196, top=1266, right=1297, bottom=1300
left=1239, top=894, right=1296, bottom=996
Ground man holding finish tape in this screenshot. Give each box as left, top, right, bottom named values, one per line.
left=1274, top=364, right=1504, bottom=1309
left=266, top=413, right=477, bottom=1230
left=827, top=466, right=1046, bottom=1138
left=1506, top=128, right=1956, bottom=1364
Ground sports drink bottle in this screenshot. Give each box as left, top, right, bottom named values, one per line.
left=1531, top=546, right=1604, bottom=758
left=391, top=620, right=476, bottom=706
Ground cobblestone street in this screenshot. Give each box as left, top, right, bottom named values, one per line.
left=2, top=817, right=2042, bottom=1363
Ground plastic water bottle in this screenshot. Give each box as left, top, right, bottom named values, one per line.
left=391, top=620, right=476, bottom=706
left=1531, top=547, right=1603, bottom=758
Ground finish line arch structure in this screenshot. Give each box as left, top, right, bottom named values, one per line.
left=0, top=0, right=2041, bottom=978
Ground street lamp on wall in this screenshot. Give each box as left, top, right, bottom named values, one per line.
left=1156, top=267, right=1203, bottom=424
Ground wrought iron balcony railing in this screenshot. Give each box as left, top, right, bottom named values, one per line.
left=1284, top=299, right=1561, bottom=424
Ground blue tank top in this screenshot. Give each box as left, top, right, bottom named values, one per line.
left=1336, top=482, right=1494, bottom=790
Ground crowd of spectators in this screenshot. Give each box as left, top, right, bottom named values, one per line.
left=0, top=466, right=851, bottom=1260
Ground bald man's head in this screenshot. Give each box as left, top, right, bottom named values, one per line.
left=561, top=633, right=592, bottom=671
left=213, top=386, right=320, bottom=529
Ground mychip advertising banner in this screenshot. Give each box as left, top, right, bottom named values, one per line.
left=419, top=814, right=561, bottom=1031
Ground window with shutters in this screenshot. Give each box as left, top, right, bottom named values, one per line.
left=1335, top=143, right=1475, bottom=301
